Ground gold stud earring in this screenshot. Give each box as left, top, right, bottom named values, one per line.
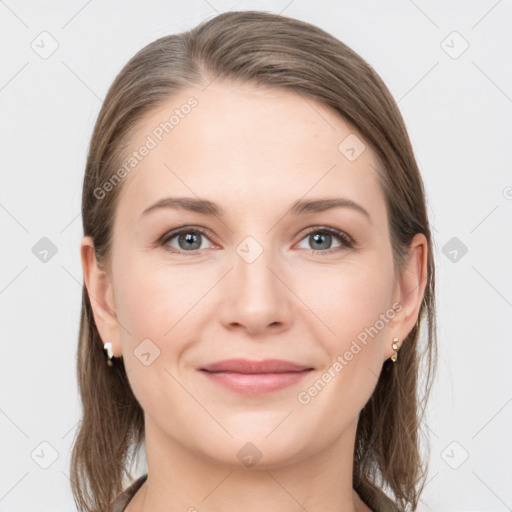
left=103, top=342, right=114, bottom=366
left=390, top=337, right=399, bottom=362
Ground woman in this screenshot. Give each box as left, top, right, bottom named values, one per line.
left=71, top=10, right=437, bottom=512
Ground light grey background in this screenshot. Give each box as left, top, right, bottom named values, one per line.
left=1, top=1, right=511, bottom=511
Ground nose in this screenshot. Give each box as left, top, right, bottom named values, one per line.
left=218, top=240, right=293, bottom=336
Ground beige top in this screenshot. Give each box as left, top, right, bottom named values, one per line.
left=111, top=474, right=399, bottom=512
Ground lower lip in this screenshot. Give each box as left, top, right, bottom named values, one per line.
left=200, top=370, right=312, bottom=395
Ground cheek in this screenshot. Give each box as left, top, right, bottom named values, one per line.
left=114, top=257, right=207, bottom=343
left=294, top=262, right=392, bottom=427
left=296, top=257, right=393, bottom=345
left=111, top=260, right=201, bottom=409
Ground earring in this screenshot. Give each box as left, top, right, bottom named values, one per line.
left=103, top=342, right=114, bottom=366
left=390, top=337, right=399, bottom=362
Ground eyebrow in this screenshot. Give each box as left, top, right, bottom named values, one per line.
left=140, top=196, right=371, bottom=222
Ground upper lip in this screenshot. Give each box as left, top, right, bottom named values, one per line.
left=200, top=358, right=313, bottom=374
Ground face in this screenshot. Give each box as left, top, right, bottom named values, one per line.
left=85, top=80, right=419, bottom=470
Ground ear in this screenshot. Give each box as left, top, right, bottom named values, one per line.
left=387, top=233, right=429, bottom=359
left=80, top=236, right=122, bottom=357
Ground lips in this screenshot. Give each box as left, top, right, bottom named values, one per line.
left=199, top=359, right=314, bottom=395
left=200, top=358, right=313, bottom=374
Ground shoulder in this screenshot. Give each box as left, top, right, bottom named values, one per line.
left=110, top=474, right=148, bottom=512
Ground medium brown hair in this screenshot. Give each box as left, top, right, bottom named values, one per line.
left=71, top=10, right=438, bottom=512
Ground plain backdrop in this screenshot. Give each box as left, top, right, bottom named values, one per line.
left=0, top=1, right=511, bottom=511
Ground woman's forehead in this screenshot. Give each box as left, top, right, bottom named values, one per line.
left=113, top=81, right=382, bottom=221
left=126, top=80, right=363, bottom=157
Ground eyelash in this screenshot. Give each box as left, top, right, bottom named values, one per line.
left=158, top=225, right=355, bottom=256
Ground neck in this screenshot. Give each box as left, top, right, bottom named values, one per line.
left=128, top=416, right=369, bottom=512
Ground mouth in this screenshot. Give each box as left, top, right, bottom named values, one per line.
left=198, top=359, right=314, bottom=395
left=200, top=358, right=313, bottom=373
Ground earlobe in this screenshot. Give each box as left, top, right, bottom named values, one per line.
left=80, top=236, right=122, bottom=357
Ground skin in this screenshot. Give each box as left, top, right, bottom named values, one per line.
left=81, top=79, right=428, bottom=512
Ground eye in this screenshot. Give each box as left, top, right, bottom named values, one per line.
left=159, top=227, right=215, bottom=254
left=296, top=226, right=354, bottom=254
left=158, top=225, right=354, bottom=256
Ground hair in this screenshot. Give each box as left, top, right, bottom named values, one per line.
left=71, top=10, right=438, bottom=512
